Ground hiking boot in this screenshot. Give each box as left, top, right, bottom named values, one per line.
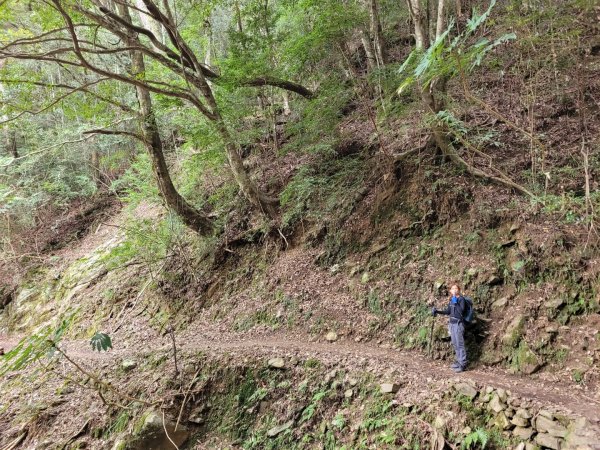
left=453, top=366, right=466, bottom=373
left=451, top=362, right=460, bottom=369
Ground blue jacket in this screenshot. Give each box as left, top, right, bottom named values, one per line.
left=437, top=296, right=466, bottom=323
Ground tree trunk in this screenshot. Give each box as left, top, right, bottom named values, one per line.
left=135, top=0, right=164, bottom=47
left=117, top=4, right=213, bottom=234
left=360, top=30, right=377, bottom=71
left=282, top=91, right=291, bottom=116
left=91, top=149, right=101, bottom=187
left=369, top=0, right=385, bottom=65
left=406, top=0, right=429, bottom=51
left=214, top=115, right=278, bottom=217
left=435, top=0, right=447, bottom=40
left=6, top=130, right=18, bottom=158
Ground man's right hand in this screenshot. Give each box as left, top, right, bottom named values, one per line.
left=431, top=307, right=437, bottom=316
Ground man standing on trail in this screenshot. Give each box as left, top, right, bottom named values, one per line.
left=432, top=284, right=467, bottom=373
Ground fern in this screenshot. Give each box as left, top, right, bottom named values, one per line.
left=462, top=427, right=489, bottom=449
left=397, top=0, right=515, bottom=93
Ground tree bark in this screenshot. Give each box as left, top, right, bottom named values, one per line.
left=135, top=0, right=164, bottom=47
left=124, top=1, right=279, bottom=218
left=406, top=0, right=429, bottom=51
left=282, top=91, right=291, bottom=116
left=369, top=0, right=385, bottom=65
left=240, top=76, right=314, bottom=99
left=91, top=149, right=101, bottom=187
left=5, top=130, right=18, bottom=158
left=360, top=29, right=377, bottom=71
left=117, top=3, right=213, bottom=234
left=213, top=111, right=279, bottom=217
left=435, top=0, right=447, bottom=40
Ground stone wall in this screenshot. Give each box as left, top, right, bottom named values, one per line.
left=453, top=381, right=600, bottom=450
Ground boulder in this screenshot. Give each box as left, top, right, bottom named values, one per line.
left=453, top=382, right=478, bottom=400
left=324, top=369, right=338, bottom=384
left=510, top=415, right=529, bottom=428
left=268, top=358, right=285, bottom=369
left=544, top=298, right=564, bottom=309
left=494, top=412, right=512, bottom=430
left=487, top=275, right=503, bottom=286
left=563, top=417, right=600, bottom=449
left=496, top=388, right=507, bottom=403
left=267, top=420, right=293, bottom=438
left=536, top=415, right=567, bottom=438
left=502, top=315, right=525, bottom=347
left=513, top=426, right=534, bottom=440
left=492, top=297, right=509, bottom=309
left=515, top=408, right=532, bottom=420
left=188, top=405, right=208, bottom=425
left=488, top=395, right=506, bottom=414
left=535, top=433, right=560, bottom=450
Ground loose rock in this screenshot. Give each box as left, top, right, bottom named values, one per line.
left=268, top=358, right=285, bottom=369
left=325, top=332, right=338, bottom=342
left=121, top=360, right=137, bottom=372
left=535, top=433, right=560, bottom=450
left=488, top=395, right=506, bottom=413
left=267, top=420, right=293, bottom=438
left=536, top=415, right=567, bottom=438
left=380, top=383, right=401, bottom=394
left=513, top=426, right=534, bottom=440
left=454, top=382, right=478, bottom=400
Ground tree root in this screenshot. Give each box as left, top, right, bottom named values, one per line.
left=432, top=127, right=536, bottom=198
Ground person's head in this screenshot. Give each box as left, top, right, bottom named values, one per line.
left=449, top=283, right=461, bottom=297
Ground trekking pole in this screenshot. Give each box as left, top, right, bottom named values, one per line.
left=428, top=316, right=435, bottom=358
left=428, top=314, right=435, bottom=358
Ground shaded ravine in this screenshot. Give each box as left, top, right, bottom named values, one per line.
left=3, top=331, right=599, bottom=423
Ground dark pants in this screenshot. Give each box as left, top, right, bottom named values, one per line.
left=449, top=321, right=467, bottom=368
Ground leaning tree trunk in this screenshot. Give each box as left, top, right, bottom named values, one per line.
left=118, top=4, right=213, bottom=234
left=213, top=113, right=279, bottom=217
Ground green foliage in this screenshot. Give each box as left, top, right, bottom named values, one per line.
left=101, top=213, right=186, bottom=271
left=110, top=153, right=159, bottom=206
left=398, top=0, right=515, bottom=93
left=280, top=155, right=368, bottom=230
left=90, top=332, right=113, bottom=352
left=0, top=311, right=77, bottom=376
left=462, top=427, right=489, bottom=449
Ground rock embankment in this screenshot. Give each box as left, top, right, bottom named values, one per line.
left=452, top=381, right=600, bottom=449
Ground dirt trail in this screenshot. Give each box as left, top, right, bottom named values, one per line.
left=3, top=332, right=599, bottom=423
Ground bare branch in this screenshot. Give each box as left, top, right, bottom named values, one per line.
left=0, top=77, right=135, bottom=113
left=0, top=78, right=106, bottom=126
left=82, top=129, right=144, bottom=142
left=240, top=76, right=314, bottom=99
